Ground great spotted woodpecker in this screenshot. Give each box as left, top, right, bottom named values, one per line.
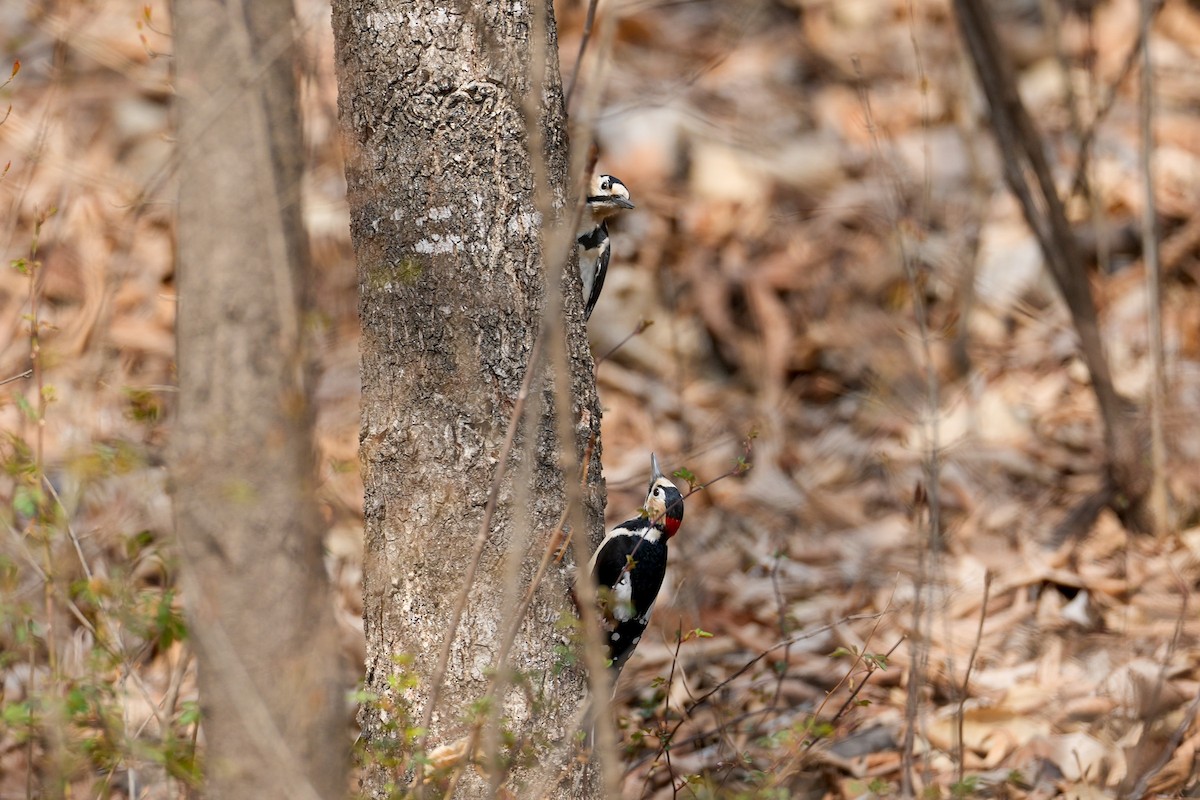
left=578, top=174, right=634, bottom=321
left=588, top=453, right=684, bottom=673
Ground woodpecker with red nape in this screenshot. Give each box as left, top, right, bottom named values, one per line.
left=578, top=174, right=634, bottom=321
left=588, top=453, right=684, bottom=673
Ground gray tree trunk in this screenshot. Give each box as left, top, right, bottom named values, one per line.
left=172, top=0, right=348, bottom=797
left=330, top=0, right=606, bottom=797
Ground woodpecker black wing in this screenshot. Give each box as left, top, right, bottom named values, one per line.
left=590, top=522, right=669, bottom=670
left=576, top=224, right=608, bottom=251
left=583, top=246, right=610, bottom=321
left=577, top=222, right=611, bottom=321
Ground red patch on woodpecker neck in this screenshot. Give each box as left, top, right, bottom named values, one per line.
left=664, top=515, right=682, bottom=538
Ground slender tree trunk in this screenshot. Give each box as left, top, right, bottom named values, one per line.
left=172, top=1, right=347, bottom=797
left=330, top=0, right=605, bottom=797
left=953, top=0, right=1152, bottom=532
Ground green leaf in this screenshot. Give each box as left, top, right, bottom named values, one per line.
left=177, top=700, right=201, bottom=726
left=124, top=387, right=163, bottom=422
left=809, top=720, right=834, bottom=738
left=350, top=688, right=380, bottom=705
left=13, top=392, right=36, bottom=421
left=153, top=591, right=188, bottom=648
left=66, top=687, right=90, bottom=717
left=125, top=529, right=156, bottom=560
left=2, top=700, right=34, bottom=728
left=951, top=775, right=979, bottom=798
left=13, top=484, right=39, bottom=518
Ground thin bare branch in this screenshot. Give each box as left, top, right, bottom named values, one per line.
left=1139, top=0, right=1168, bottom=535
left=856, top=31, right=944, bottom=789
left=1126, top=564, right=1191, bottom=797
left=1068, top=7, right=1160, bottom=203
left=564, top=0, right=602, bottom=108
left=41, top=475, right=92, bottom=582
left=953, top=0, right=1148, bottom=529
left=595, top=318, right=655, bottom=367
left=956, top=572, right=991, bottom=786
left=0, top=368, right=32, bottom=386
left=634, top=611, right=893, bottom=779
left=822, top=638, right=905, bottom=737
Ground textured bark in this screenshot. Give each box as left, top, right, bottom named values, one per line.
left=172, top=1, right=347, bottom=797
left=330, top=0, right=605, bottom=797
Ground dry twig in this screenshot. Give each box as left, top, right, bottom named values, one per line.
left=953, top=0, right=1150, bottom=532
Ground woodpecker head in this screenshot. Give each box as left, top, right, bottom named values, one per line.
left=644, top=453, right=684, bottom=538
left=587, top=174, right=635, bottom=221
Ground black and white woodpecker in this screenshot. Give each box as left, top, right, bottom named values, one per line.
left=578, top=174, right=635, bottom=321
left=588, top=453, right=684, bottom=673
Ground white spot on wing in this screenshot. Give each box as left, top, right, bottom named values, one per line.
left=613, top=572, right=634, bottom=622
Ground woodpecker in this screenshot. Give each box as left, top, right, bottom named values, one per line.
left=588, top=453, right=684, bottom=673
left=578, top=174, right=634, bottom=321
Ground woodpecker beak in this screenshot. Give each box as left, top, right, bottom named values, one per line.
left=587, top=195, right=636, bottom=210
left=651, top=452, right=664, bottom=481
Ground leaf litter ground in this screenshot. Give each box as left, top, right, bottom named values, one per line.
left=3, top=0, right=1200, bottom=796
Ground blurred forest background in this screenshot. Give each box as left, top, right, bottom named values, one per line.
left=3, top=0, right=1200, bottom=797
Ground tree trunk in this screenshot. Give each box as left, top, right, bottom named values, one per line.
left=953, top=0, right=1153, bottom=533
left=330, top=0, right=606, bottom=797
left=172, top=1, right=347, bottom=797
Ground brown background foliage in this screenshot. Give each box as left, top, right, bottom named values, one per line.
left=2, top=0, right=1200, bottom=796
